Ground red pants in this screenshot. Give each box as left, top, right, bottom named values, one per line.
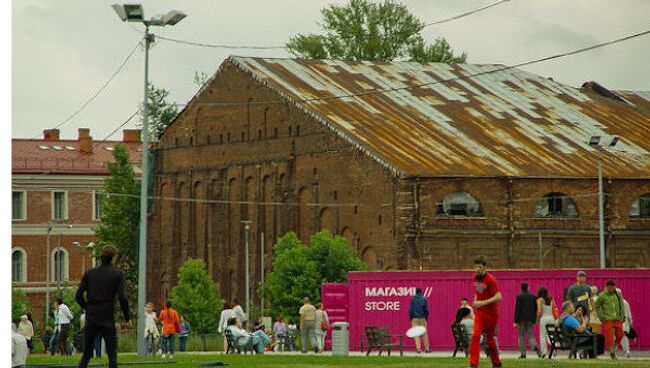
left=602, top=320, right=624, bottom=351
left=469, top=313, right=501, bottom=367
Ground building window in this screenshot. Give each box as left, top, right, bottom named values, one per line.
left=533, top=192, right=577, bottom=217
left=227, top=132, right=231, bottom=142
left=288, top=126, right=292, bottom=136
left=207, top=135, right=211, bottom=144
left=258, top=130, right=262, bottom=140
left=437, top=191, right=483, bottom=216
left=219, top=134, right=223, bottom=143
left=12, top=249, right=26, bottom=282
left=93, top=191, right=103, bottom=220
left=273, top=128, right=278, bottom=138
left=52, top=191, right=68, bottom=220
left=12, top=191, right=26, bottom=220
left=296, top=125, right=301, bottom=136
left=242, top=132, right=245, bottom=141
left=175, top=137, right=180, bottom=146
left=53, top=248, right=68, bottom=282
left=630, top=193, right=650, bottom=218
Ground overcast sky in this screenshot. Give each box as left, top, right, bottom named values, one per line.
left=11, top=0, right=650, bottom=140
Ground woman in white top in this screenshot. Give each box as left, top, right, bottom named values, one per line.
left=314, top=303, right=330, bottom=353
left=536, top=286, right=556, bottom=358
left=144, top=302, right=160, bottom=355
left=218, top=302, right=237, bottom=351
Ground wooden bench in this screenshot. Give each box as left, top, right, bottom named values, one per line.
left=546, top=323, right=596, bottom=359
left=362, top=325, right=403, bottom=356
left=224, top=328, right=255, bottom=354
left=451, top=323, right=469, bottom=357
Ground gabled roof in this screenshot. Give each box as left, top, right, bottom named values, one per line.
left=225, top=56, right=650, bottom=178
left=12, top=139, right=142, bottom=175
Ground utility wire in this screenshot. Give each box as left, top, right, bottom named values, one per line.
left=423, top=0, right=511, bottom=28
left=31, top=39, right=143, bottom=138
left=171, top=28, right=650, bottom=108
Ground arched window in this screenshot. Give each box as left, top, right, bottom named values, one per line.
left=12, top=248, right=26, bottom=282
left=630, top=193, right=650, bottom=218
left=52, top=248, right=69, bottom=282
left=533, top=192, right=577, bottom=217
left=437, top=191, right=483, bottom=216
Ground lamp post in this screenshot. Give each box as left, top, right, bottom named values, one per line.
left=588, top=135, right=619, bottom=269
left=45, top=226, right=51, bottom=326
left=73, top=241, right=96, bottom=274
left=242, top=220, right=252, bottom=324
left=111, top=3, right=186, bottom=357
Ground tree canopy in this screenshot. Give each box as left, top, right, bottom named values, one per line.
left=265, top=230, right=366, bottom=318
left=286, top=0, right=466, bottom=63
left=145, top=83, right=178, bottom=141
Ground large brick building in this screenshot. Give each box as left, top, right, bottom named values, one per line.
left=148, top=57, right=650, bottom=305
left=12, top=128, right=141, bottom=322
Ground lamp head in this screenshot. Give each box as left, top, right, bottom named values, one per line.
left=162, top=10, right=187, bottom=26
left=112, top=3, right=144, bottom=22
left=588, top=136, right=601, bottom=146
left=609, top=136, right=619, bottom=147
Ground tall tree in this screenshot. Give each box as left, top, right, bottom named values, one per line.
left=265, top=230, right=366, bottom=319
left=145, top=83, right=178, bottom=141
left=286, top=0, right=466, bottom=63
left=171, top=258, right=224, bottom=351
left=94, top=144, right=140, bottom=313
left=12, top=289, right=31, bottom=324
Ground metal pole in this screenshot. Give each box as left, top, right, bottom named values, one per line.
left=260, top=232, right=264, bottom=317
left=45, top=226, right=51, bottom=326
left=57, top=233, right=61, bottom=291
left=136, top=23, right=152, bottom=357
left=242, top=221, right=251, bottom=324
left=598, top=156, right=606, bottom=268
left=538, top=232, right=543, bottom=269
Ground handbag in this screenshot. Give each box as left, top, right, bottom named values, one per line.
left=173, top=312, right=182, bottom=334
left=321, top=320, right=330, bottom=331
left=551, top=300, right=561, bottom=320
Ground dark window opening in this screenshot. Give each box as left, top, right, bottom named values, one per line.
left=437, top=191, right=483, bottom=216
left=288, top=126, right=292, bottom=136
left=175, top=137, right=180, bottom=146
left=631, top=193, right=650, bottom=218
left=313, top=168, right=317, bottom=176
left=296, top=125, right=301, bottom=136
left=227, top=133, right=231, bottom=142
left=354, top=206, right=358, bottom=214
left=258, top=130, right=262, bottom=139
left=190, top=136, right=194, bottom=146
left=378, top=215, right=383, bottom=225
left=242, top=132, right=245, bottom=141
left=220, top=134, right=223, bottom=143
left=533, top=192, right=577, bottom=217
left=333, top=191, right=337, bottom=200
left=274, top=128, right=278, bottom=138
left=206, top=135, right=211, bottom=144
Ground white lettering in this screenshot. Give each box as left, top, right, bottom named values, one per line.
left=364, top=301, right=401, bottom=311
left=365, top=287, right=417, bottom=297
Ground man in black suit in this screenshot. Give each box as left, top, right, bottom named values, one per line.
left=76, top=245, right=130, bottom=368
left=514, top=283, right=540, bottom=359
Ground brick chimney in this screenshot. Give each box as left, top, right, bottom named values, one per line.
left=78, top=128, right=93, bottom=153
left=43, top=129, right=60, bottom=141
left=122, top=129, right=142, bottom=143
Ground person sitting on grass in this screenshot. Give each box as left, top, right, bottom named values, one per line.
left=225, top=317, right=270, bottom=354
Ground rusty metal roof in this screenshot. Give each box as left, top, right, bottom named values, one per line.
left=227, top=57, right=650, bottom=178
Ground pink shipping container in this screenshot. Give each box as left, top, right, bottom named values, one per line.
left=322, top=269, right=650, bottom=351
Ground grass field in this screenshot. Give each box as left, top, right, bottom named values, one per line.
left=25, top=353, right=650, bottom=367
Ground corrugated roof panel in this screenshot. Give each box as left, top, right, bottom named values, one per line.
left=229, top=57, right=650, bottom=178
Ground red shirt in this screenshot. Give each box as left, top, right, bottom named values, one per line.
left=472, top=272, right=499, bottom=316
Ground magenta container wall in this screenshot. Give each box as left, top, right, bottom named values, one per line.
left=322, top=269, right=650, bottom=351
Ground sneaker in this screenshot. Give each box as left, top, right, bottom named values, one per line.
left=170, top=354, right=174, bottom=360
left=610, top=352, right=617, bottom=360
left=626, top=352, right=631, bottom=358
left=161, top=353, right=166, bottom=359
left=535, top=346, right=542, bottom=358
left=416, top=350, right=421, bottom=354
left=518, top=354, right=526, bottom=359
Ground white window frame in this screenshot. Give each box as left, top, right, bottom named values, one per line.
left=52, top=191, right=69, bottom=220
left=12, top=191, right=27, bottom=221
left=92, top=191, right=103, bottom=221
left=51, top=247, right=69, bottom=282
left=11, top=247, right=27, bottom=282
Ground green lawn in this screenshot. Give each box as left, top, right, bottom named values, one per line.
left=26, top=353, right=650, bottom=367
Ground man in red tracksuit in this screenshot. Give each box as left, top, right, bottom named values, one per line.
left=469, top=255, right=502, bottom=368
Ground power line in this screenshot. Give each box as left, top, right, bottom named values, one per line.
left=155, top=34, right=286, bottom=50
left=423, top=0, right=511, bottom=28
left=30, top=39, right=143, bottom=138
left=171, top=28, right=650, bottom=109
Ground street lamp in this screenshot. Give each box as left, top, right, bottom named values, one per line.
left=73, top=241, right=96, bottom=274
left=241, top=220, right=252, bottom=326
left=588, top=135, right=619, bottom=269
left=112, top=3, right=187, bottom=357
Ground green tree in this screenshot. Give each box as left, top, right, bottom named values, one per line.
left=171, top=258, right=224, bottom=351
left=286, top=0, right=466, bottom=63
left=12, top=289, right=31, bottom=324
left=95, top=144, right=140, bottom=314
left=145, top=83, right=178, bottom=141
left=265, top=230, right=366, bottom=319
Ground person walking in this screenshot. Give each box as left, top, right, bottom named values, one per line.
left=75, top=245, right=130, bottom=368
left=408, top=287, right=430, bottom=353
left=159, top=300, right=180, bottom=360
left=536, top=286, right=557, bottom=358
left=12, top=323, right=29, bottom=368
left=566, top=271, right=593, bottom=312
left=468, top=255, right=502, bottom=368
left=178, top=315, right=191, bottom=352
left=144, top=302, right=160, bottom=356
left=314, top=303, right=330, bottom=353
left=218, top=301, right=236, bottom=351
left=620, top=291, right=633, bottom=358
left=55, top=298, right=73, bottom=355
left=514, top=283, right=540, bottom=359
left=299, top=297, right=318, bottom=353
left=273, top=316, right=287, bottom=352
left=595, top=279, right=625, bottom=360
left=232, top=299, right=248, bottom=329
left=17, top=315, right=34, bottom=353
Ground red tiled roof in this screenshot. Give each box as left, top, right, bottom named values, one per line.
left=12, top=139, right=143, bottom=175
